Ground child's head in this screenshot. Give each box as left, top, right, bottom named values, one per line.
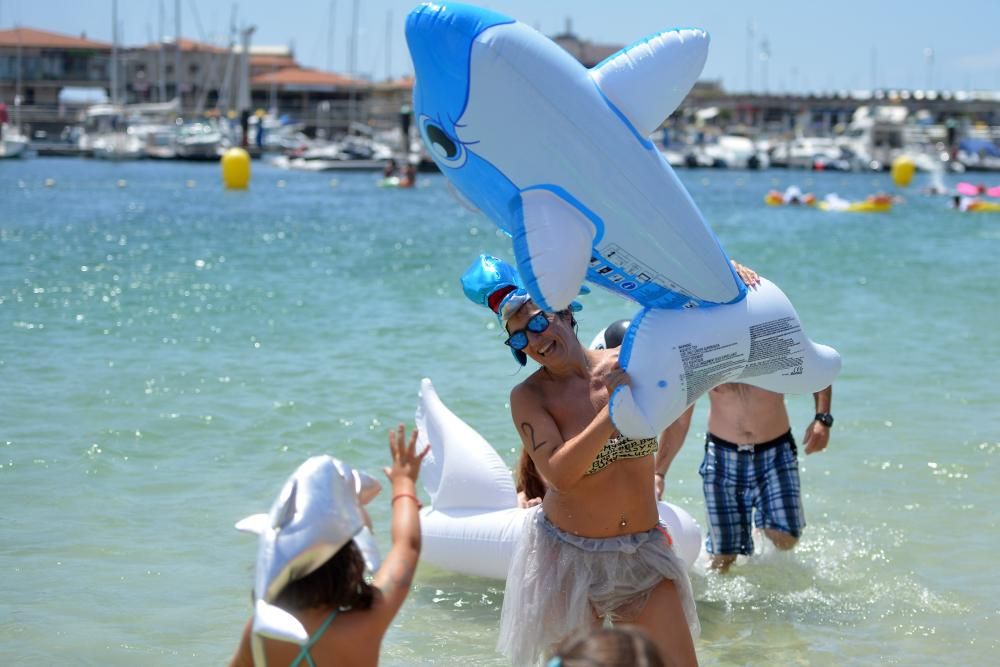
left=274, top=540, right=374, bottom=612
left=546, top=626, right=664, bottom=667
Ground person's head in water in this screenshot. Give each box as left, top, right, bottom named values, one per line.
left=546, top=626, right=664, bottom=667
left=590, top=319, right=630, bottom=350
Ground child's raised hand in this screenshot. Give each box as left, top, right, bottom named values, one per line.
left=384, top=424, right=430, bottom=485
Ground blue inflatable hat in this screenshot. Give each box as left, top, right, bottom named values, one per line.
left=462, top=254, right=586, bottom=365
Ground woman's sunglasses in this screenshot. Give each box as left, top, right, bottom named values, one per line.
left=505, top=312, right=551, bottom=351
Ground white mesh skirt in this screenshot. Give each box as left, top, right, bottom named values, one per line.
left=497, top=507, right=700, bottom=666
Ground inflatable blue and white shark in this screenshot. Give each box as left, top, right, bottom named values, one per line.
left=235, top=456, right=382, bottom=665
left=406, top=2, right=744, bottom=312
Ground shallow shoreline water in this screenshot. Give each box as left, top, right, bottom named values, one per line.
left=1, top=158, right=997, bottom=665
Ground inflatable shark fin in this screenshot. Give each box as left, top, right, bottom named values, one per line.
left=514, top=188, right=594, bottom=312
left=590, top=28, right=709, bottom=137
left=352, top=469, right=382, bottom=505
left=272, top=480, right=298, bottom=530
left=235, top=513, right=270, bottom=535
left=253, top=598, right=309, bottom=645
left=353, top=525, right=383, bottom=572
left=415, top=378, right=518, bottom=511
left=607, top=385, right=658, bottom=439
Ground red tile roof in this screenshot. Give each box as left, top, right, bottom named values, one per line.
left=138, top=37, right=226, bottom=53
left=0, top=27, right=110, bottom=49
left=250, top=54, right=297, bottom=68
left=252, top=67, right=364, bottom=87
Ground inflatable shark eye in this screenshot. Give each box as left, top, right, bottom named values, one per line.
left=420, top=116, right=467, bottom=168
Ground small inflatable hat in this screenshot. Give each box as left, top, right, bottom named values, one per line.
left=461, top=254, right=531, bottom=365
left=461, top=254, right=585, bottom=365
left=235, top=456, right=382, bottom=650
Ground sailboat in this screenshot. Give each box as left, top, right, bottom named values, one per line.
left=0, top=27, right=30, bottom=159
left=0, top=104, right=29, bottom=159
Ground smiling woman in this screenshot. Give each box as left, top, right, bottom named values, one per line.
left=460, top=254, right=700, bottom=667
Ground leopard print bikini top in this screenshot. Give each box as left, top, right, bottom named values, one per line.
left=585, top=433, right=658, bottom=475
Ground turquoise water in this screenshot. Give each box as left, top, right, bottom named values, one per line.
left=1, top=158, right=997, bottom=666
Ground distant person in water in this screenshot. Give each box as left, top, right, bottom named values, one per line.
left=399, top=163, right=418, bottom=188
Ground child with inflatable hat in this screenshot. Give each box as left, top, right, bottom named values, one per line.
left=228, top=425, right=429, bottom=667
left=461, top=253, right=699, bottom=667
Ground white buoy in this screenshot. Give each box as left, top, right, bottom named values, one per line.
left=44, top=178, right=56, bottom=188
left=117, top=179, right=127, bottom=188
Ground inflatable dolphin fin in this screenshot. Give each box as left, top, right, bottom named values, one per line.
left=514, top=188, right=595, bottom=312
left=272, top=480, right=298, bottom=529
left=252, top=598, right=309, bottom=644
left=415, top=378, right=518, bottom=511
left=235, top=513, right=270, bottom=535
left=235, top=479, right=298, bottom=535
left=591, top=29, right=709, bottom=137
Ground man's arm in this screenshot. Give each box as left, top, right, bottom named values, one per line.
left=655, top=404, right=695, bottom=499
left=802, top=385, right=833, bottom=455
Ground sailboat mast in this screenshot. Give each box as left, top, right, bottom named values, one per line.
left=111, top=0, right=118, bottom=106
left=174, top=0, right=182, bottom=110
left=327, top=0, right=336, bottom=72
left=158, top=0, right=166, bottom=101
left=384, top=10, right=392, bottom=81
left=348, top=0, right=359, bottom=76
left=14, top=23, right=22, bottom=128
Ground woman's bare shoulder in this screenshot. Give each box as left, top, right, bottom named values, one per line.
left=511, top=370, right=548, bottom=399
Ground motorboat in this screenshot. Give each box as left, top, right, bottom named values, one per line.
left=174, top=121, right=225, bottom=160
left=0, top=124, right=29, bottom=159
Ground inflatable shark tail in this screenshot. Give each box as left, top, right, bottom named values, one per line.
left=415, top=378, right=518, bottom=511
left=253, top=598, right=309, bottom=645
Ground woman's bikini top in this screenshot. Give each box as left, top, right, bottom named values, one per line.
left=585, top=433, right=658, bottom=475
left=289, top=610, right=338, bottom=667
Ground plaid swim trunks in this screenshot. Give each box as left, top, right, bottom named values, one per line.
left=698, top=430, right=805, bottom=555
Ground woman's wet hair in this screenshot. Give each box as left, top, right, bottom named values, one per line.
left=516, top=448, right=547, bottom=502
left=548, top=626, right=664, bottom=667
left=274, top=541, right=374, bottom=612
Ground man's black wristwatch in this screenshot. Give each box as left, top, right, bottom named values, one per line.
left=814, top=412, right=834, bottom=428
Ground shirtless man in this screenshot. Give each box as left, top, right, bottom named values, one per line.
left=656, top=383, right=833, bottom=572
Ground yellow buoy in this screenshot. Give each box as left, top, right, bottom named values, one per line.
left=891, top=155, right=916, bottom=187
left=221, top=148, right=251, bottom=190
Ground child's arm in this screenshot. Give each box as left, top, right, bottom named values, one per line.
left=371, top=425, right=429, bottom=625
left=227, top=618, right=254, bottom=667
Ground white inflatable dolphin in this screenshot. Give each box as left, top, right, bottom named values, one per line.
left=235, top=456, right=382, bottom=665
left=406, top=2, right=745, bottom=313
left=601, top=279, right=842, bottom=436
left=414, top=378, right=704, bottom=578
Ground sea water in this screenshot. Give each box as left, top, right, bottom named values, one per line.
left=1, top=158, right=997, bottom=666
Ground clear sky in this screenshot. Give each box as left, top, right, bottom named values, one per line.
left=4, top=0, right=1000, bottom=93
